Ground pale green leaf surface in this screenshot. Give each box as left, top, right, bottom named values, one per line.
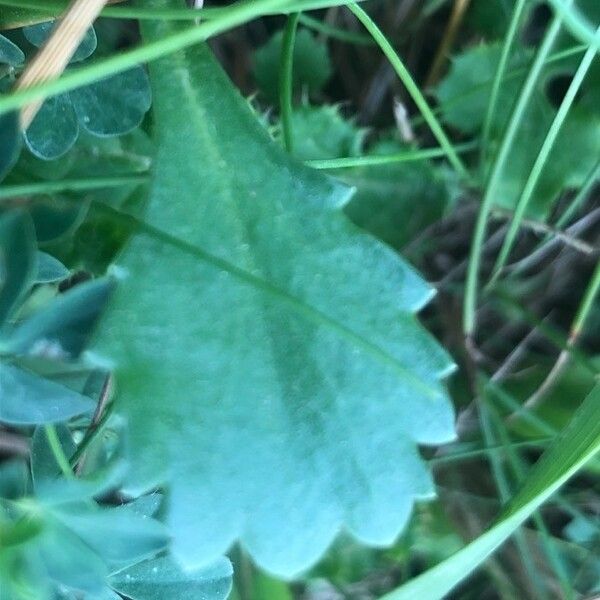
left=109, top=556, right=233, bottom=600
left=93, top=11, right=456, bottom=578
left=24, top=93, right=79, bottom=160
left=0, top=363, right=94, bottom=424
left=383, top=384, right=600, bottom=600
left=33, top=518, right=109, bottom=595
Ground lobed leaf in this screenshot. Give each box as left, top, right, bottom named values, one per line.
left=94, top=4, right=456, bottom=579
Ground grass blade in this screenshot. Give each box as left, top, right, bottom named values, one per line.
left=279, top=12, right=300, bottom=152
left=347, top=2, right=469, bottom=180
left=463, top=2, right=572, bottom=335
left=480, top=0, right=527, bottom=169
left=382, top=383, right=600, bottom=600
left=490, top=28, right=600, bottom=280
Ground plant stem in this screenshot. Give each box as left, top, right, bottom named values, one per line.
left=279, top=12, right=300, bottom=153
left=462, top=3, right=571, bottom=336
left=489, top=27, right=600, bottom=281
left=0, top=175, right=147, bottom=200
left=554, top=160, right=600, bottom=231
left=480, top=0, right=526, bottom=170
left=298, top=14, right=374, bottom=45
left=306, top=141, right=476, bottom=169
left=347, top=2, right=469, bottom=180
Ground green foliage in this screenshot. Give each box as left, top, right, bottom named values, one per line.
left=436, top=41, right=600, bottom=217
left=94, top=25, right=454, bottom=577
left=287, top=103, right=366, bottom=160
left=1, top=0, right=599, bottom=597
left=24, top=67, right=151, bottom=160
left=70, top=68, right=152, bottom=137
left=385, top=383, right=600, bottom=599
left=0, top=34, right=25, bottom=67
left=0, top=210, right=36, bottom=326
left=253, top=28, right=331, bottom=101
left=285, top=105, right=452, bottom=250
left=343, top=140, right=452, bottom=251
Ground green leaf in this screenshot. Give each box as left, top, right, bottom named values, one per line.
left=23, top=21, right=97, bottom=63
left=109, top=556, right=233, bottom=600
left=24, top=94, right=79, bottom=160
left=94, top=15, right=455, bottom=579
left=51, top=502, right=169, bottom=568
left=0, top=34, right=25, bottom=67
left=35, top=252, right=69, bottom=284
left=383, top=383, right=600, bottom=600
left=70, top=67, right=152, bottom=137
left=0, top=363, right=94, bottom=424
left=253, top=28, right=331, bottom=102
left=6, top=278, right=115, bottom=358
left=0, top=112, right=21, bottom=182
left=34, top=518, right=109, bottom=595
left=0, top=209, right=36, bottom=327
left=28, top=195, right=89, bottom=243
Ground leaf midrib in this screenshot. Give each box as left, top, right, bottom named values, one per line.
left=99, top=201, right=441, bottom=401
